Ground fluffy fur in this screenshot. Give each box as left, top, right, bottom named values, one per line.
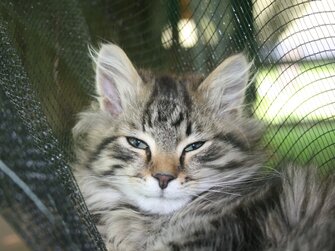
left=72, top=44, right=335, bottom=250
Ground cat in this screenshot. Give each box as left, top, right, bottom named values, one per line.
left=72, top=44, right=335, bottom=251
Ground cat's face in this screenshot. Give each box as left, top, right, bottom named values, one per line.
left=74, top=45, right=262, bottom=214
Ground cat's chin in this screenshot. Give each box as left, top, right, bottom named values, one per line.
left=133, top=195, right=191, bottom=215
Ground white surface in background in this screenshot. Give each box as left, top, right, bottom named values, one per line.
left=274, top=0, right=335, bottom=61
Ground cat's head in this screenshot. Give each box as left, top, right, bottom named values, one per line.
left=73, top=44, right=263, bottom=214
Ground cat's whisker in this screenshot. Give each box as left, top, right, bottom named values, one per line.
left=263, top=166, right=283, bottom=177
left=186, top=187, right=242, bottom=197
left=189, top=176, right=252, bottom=186
left=189, top=171, right=268, bottom=186
left=182, top=191, right=219, bottom=204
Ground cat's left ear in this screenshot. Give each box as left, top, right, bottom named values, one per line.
left=94, top=44, right=142, bottom=116
left=198, top=54, right=251, bottom=117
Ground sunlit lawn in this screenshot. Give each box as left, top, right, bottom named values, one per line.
left=263, top=122, right=335, bottom=171
left=254, top=63, right=335, bottom=171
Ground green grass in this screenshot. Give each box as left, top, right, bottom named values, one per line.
left=253, top=63, right=335, bottom=172
left=263, top=122, right=335, bottom=172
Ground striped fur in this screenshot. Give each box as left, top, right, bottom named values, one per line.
left=73, top=44, right=335, bottom=251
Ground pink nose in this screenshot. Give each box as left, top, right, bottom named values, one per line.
left=153, top=173, right=175, bottom=189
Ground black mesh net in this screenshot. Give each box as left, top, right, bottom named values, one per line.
left=0, top=0, right=334, bottom=250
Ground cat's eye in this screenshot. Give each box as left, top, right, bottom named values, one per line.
left=126, top=137, right=149, bottom=150
left=183, top=141, right=205, bottom=152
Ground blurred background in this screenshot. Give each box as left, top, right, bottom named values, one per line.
left=0, top=0, right=334, bottom=250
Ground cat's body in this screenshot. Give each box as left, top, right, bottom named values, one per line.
left=73, top=44, right=335, bottom=250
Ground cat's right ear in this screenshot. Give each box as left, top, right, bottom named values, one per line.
left=93, top=44, right=142, bottom=116
left=198, top=54, right=251, bottom=118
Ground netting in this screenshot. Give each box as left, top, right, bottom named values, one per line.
left=0, top=0, right=334, bottom=250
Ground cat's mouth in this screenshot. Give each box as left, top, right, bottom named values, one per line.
left=136, top=192, right=192, bottom=214
left=143, top=190, right=173, bottom=199
left=158, top=190, right=178, bottom=200
left=121, top=177, right=193, bottom=213
left=159, top=189, right=168, bottom=196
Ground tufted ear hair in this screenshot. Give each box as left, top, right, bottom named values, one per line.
left=198, top=54, right=251, bottom=117
left=93, top=44, right=142, bottom=116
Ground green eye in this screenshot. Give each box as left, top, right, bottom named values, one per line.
left=127, top=137, right=149, bottom=150
left=184, top=141, right=205, bottom=152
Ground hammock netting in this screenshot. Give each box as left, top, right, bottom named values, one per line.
left=0, top=0, right=334, bottom=250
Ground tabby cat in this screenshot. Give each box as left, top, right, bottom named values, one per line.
left=72, top=44, right=335, bottom=251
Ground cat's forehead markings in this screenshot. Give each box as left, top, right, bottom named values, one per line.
left=142, top=75, right=191, bottom=130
